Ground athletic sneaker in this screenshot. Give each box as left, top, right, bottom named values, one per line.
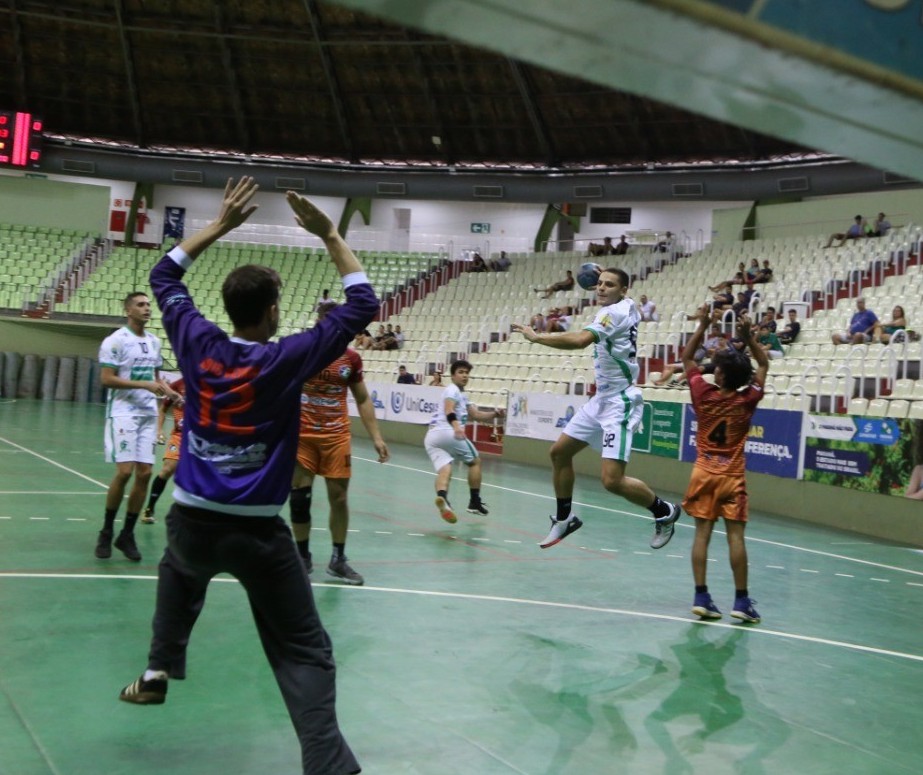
left=119, top=671, right=168, bottom=705
left=327, top=556, right=364, bottom=586
left=731, top=597, right=761, bottom=623
left=301, top=552, right=313, bottom=576
left=538, top=514, right=583, bottom=548
left=140, top=507, right=156, bottom=525
left=467, top=500, right=489, bottom=516
left=94, top=530, right=113, bottom=559
left=650, top=502, right=682, bottom=550
left=692, top=592, right=722, bottom=620
left=114, top=531, right=142, bottom=562
left=435, top=495, right=457, bottom=524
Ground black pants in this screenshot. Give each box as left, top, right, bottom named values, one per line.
left=148, top=503, right=360, bottom=775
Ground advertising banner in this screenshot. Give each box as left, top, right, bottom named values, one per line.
left=804, top=413, right=917, bottom=496
left=385, top=383, right=443, bottom=424
left=633, top=400, right=684, bottom=458
left=347, top=381, right=388, bottom=421
left=682, top=407, right=802, bottom=478
left=505, top=392, right=589, bottom=442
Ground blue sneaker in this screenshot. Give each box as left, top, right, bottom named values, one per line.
left=731, top=597, right=761, bottom=623
left=691, top=592, right=722, bottom=620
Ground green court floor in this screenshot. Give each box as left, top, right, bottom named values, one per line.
left=0, top=399, right=921, bottom=775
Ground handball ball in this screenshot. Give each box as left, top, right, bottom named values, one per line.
left=577, top=263, right=602, bottom=290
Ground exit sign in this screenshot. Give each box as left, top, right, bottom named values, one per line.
left=470, top=222, right=491, bottom=234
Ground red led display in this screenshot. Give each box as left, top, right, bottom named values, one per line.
left=0, top=111, right=43, bottom=168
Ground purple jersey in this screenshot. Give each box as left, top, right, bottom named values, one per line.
left=151, top=247, right=378, bottom=516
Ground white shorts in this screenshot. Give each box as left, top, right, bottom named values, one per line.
left=562, top=388, right=643, bottom=462
left=424, top=427, right=479, bottom=471
left=104, top=415, right=157, bottom=464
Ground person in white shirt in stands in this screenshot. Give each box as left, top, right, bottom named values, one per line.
left=638, top=294, right=658, bottom=322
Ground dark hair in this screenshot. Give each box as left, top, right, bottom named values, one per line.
left=450, top=359, right=472, bottom=374
left=222, top=265, right=281, bottom=329
left=714, top=350, right=753, bottom=391
left=601, top=267, right=630, bottom=287
left=123, top=291, right=148, bottom=308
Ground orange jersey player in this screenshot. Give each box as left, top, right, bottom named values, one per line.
left=142, top=377, right=186, bottom=524
left=681, top=308, right=768, bottom=624
left=290, top=306, right=389, bottom=585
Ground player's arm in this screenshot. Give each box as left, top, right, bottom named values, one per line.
left=287, top=193, right=362, bottom=278
left=511, top=324, right=594, bottom=350
left=156, top=398, right=168, bottom=443
left=681, top=306, right=712, bottom=374
left=349, top=382, right=389, bottom=463
left=100, top=366, right=163, bottom=396
left=444, top=397, right=465, bottom=439
left=741, top=316, right=770, bottom=388
left=176, top=178, right=260, bottom=261
left=905, top=466, right=923, bottom=500
left=469, top=404, right=506, bottom=423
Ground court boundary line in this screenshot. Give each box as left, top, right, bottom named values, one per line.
left=0, top=436, right=108, bottom=488
left=0, top=672, right=62, bottom=775
left=1, top=571, right=920, bottom=664
left=356, top=455, right=923, bottom=578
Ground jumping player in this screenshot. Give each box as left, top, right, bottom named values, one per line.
left=290, top=304, right=390, bottom=585
left=512, top=267, right=681, bottom=550
left=681, top=308, right=767, bottom=623
left=423, top=359, right=504, bottom=523
left=141, top=377, right=186, bottom=524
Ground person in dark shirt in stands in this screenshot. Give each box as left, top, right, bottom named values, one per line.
left=119, top=178, right=372, bottom=775
left=397, top=365, right=418, bottom=384
left=778, top=309, right=801, bottom=345
left=613, top=235, right=629, bottom=255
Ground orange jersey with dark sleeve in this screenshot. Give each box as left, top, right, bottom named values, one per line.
left=299, top=349, right=363, bottom=436
left=688, top=368, right=763, bottom=475
left=165, top=378, right=186, bottom=432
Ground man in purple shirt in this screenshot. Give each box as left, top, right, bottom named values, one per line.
left=118, top=178, right=375, bottom=775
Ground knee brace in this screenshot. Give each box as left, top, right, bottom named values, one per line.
left=289, top=486, right=313, bottom=524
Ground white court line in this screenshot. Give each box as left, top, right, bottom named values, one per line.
left=1, top=571, right=920, bottom=664
left=0, top=491, right=103, bottom=496
left=0, top=436, right=108, bottom=489
left=355, top=455, right=923, bottom=577
left=836, top=573, right=855, bottom=578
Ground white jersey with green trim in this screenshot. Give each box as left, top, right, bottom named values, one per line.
left=98, top=326, right=163, bottom=417
left=429, top=383, right=470, bottom=430
left=583, top=297, right=640, bottom=395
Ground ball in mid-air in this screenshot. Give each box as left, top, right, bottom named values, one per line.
left=576, top=262, right=602, bottom=290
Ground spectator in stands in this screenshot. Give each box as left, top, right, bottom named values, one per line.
left=745, top=259, right=761, bottom=285
left=587, top=236, right=616, bottom=257
left=396, top=366, right=417, bottom=384
left=871, top=212, right=892, bottom=238
left=777, top=309, right=801, bottom=344
left=709, top=262, right=747, bottom=293
left=353, top=329, right=374, bottom=350
left=394, top=324, right=406, bottom=349
left=428, top=370, right=443, bottom=386
left=535, top=270, right=575, bottom=299
left=832, top=297, right=878, bottom=345
left=489, top=251, right=511, bottom=271
left=873, top=305, right=907, bottom=344
left=546, top=305, right=574, bottom=333
left=732, top=291, right=752, bottom=319
left=613, top=235, right=629, bottom=255
left=655, top=231, right=674, bottom=254
left=469, top=253, right=488, bottom=272
left=712, top=289, right=734, bottom=312
left=760, top=308, right=777, bottom=333
left=315, top=289, right=338, bottom=316
left=905, top=464, right=923, bottom=500
left=825, top=215, right=867, bottom=248
left=753, top=260, right=773, bottom=284
left=372, top=324, right=398, bottom=350
left=655, top=328, right=728, bottom=385
left=638, top=294, right=658, bottom=322
left=758, top=323, right=784, bottom=359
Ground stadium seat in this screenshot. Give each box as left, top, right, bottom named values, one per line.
left=886, top=399, right=909, bottom=419
left=848, top=397, right=869, bottom=415
left=865, top=399, right=888, bottom=417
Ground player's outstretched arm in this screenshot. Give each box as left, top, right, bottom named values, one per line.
left=178, top=177, right=260, bottom=261
left=740, top=316, right=770, bottom=387
left=287, top=192, right=363, bottom=278
left=511, top=323, right=593, bottom=350
left=681, top=306, right=711, bottom=373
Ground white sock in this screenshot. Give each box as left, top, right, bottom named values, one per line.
left=143, top=669, right=169, bottom=682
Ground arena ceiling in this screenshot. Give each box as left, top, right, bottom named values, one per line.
left=0, top=0, right=815, bottom=171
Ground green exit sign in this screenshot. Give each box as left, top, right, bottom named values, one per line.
left=470, top=222, right=491, bottom=234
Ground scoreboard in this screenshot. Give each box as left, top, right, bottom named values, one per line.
left=0, top=111, right=43, bottom=168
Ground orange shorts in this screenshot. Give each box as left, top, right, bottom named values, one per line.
left=163, top=431, right=182, bottom=462
left=296, top=432, right=352, bottom=479
left=682, top=466, right=748, bottom=522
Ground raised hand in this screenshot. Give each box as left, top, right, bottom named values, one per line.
left=286, top=192, right=337, bottom=240
left=216, top=177, right=260, bottom=231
